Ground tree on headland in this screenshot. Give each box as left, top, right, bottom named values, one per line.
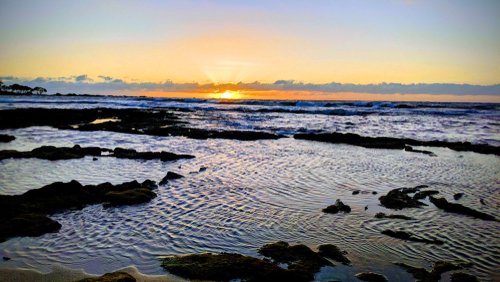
left=33, top=87, right=47, bottom=95
left=0, top=80, right=48, bottom=95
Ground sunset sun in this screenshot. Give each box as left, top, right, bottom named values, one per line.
left=220, top=90, right=234, bottom=99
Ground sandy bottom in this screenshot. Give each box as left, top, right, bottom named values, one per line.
left=0, top=265, right=187, bottom=282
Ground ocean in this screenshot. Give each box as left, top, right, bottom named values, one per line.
left=0, top=95, right=499, bottom=281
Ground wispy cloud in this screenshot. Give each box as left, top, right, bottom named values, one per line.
left=1, top=76, right=499, bottom=96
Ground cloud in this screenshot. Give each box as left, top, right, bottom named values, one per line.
left=75, top=74, right=93, bottom=82
left=98, top=76, right=114, bottom=81
left=1, top=75, right=499, bottom=96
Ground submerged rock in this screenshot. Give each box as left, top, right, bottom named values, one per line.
left=382, top=230, right=444, bottom=244
left=322, top=199, right=351, bottom=213
left=0, top=180, right=158, bottom=241
left=352, top=190, right=360, bottom=195
left=450, top=272, right=479, bottom=282
left=258, top=241, right=334, bottom=277
left=113, top=147, right=194, bottom=161
left=404, top=145, right=437, bottom=157
left=379, top=186, right=427, bottom=210
left=453, top=193, right=464, bottom=200
left=395, top=261, right=472, bottom=282
left=375, top=213, right=414, bottom=220
left=75, top=271, right=136, bottom=282
left=317, top=244, right=351, bottom=265
left=159, top=171, right=184, bottom=185
left=2, top=257, right=10, bottom=261
left=429, top=197, right=497, bottom=221
left=354, top=272, right=388, bottom=282
left=0, top=134, right=15, bottom=143
left=161, top=252, right=312, bottom=282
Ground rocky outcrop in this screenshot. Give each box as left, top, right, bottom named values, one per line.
left=159, top=171, right=185, bottom=185
left=378, top=186, right=428, bottom=210
left=294, top=132, right=500, bottom=155
left=381, top=230, right=444, bottom=244
left=0, top=134, right=15, bottom=143
left=317, top=244, right=351, bottom=265
left=429, top=197, right=497, bottom=221
left=75, top=271, right=136, bottom=282
left=413, top=190, right=439, bottom=200
left=322, top=199, right=351, bottom=213
left=354, top=272, right=388, bottom=282
left=0, top=180, right=158, bottom=241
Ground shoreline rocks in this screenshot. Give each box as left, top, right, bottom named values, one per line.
left=395, top=260, right=472, bottom=282
left=294, top=132, right=500, bottom=155
left=75, top=271, right=136, bottom=282
left=317, top=244, right=351, bottom=265
left=378, top=186, right=428, bottom=210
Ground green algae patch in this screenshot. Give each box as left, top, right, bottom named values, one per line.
left=317, top=244, right=351, bottom=265
left=395, top=260, right=473, bottom=282
left=161, top=252, right=311, bottom=282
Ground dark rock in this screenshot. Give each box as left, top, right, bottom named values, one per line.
left=375, top=213, right=414, bottom=220
left=258, top=241, right=334, bottom=276
left=404, top=145, right=437, bottom=157
left=322, top=199, right=351, bottom=213
left=161, top=252, right=312, bottom=282
left=113, top=147, right=195, bottom=161
left=93, top=158, right=98, bottom=161
left=379, top=186, right=427, bottom=210
left=104, top=188, right=157, bottom=207
left=381, top=230, right=444, bottom=244
left=2, top=257, right=10, bottom=261
left=75, top=271, right=136, bottom=282
left=372, top=191, right=378, bottom=195
left=0, top=180, right=158, bottom=241
left=199, top=167, right=207, bottom=172
left=317, top=244, right=350, bottom=265
left=365, top=206, right=368, bottom=210
left=159, top=171, right=184, bottom=185
left=480, top=199, right=486, bottom=205
left=450, top=272, right=479, bottom=282
left=395, top=261, right=472, bottom=282
left=0, top=134, right=15, bottom=143
left=429, top=197, right=497, bottom=221
left=453, top=193, right=464, bottom=200
left=293, top=132, right=500, bottom=156
left=413, top=190, right=439, bottom=200
left=352, top=190, right=360, bottom=195
left=354, top=272, right=388, bottom=282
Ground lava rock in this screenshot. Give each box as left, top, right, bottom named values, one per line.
left=379, top=186, right=427, bottom=210
left=0, top=134, right=15, bottom=143
left=354, top=272, right=388, bottom=282
left=322, top=199, right=351, bottom=213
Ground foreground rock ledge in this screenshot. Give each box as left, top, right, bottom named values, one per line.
left=294, top=132, right=500, bottom=155
left=0, top=108, right=283, bottom=141
left=0, top=179, right=158, bottom=241
left=161, top=241, right=351, bottom=282
left=0, top=145, right=195, bottom=161
left=75, top=271, right=136, bottom=282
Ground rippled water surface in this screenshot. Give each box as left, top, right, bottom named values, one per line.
left=0, top=126, right=499, bottom=281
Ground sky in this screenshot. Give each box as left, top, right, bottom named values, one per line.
left=0, top=0, right=499, bottom=101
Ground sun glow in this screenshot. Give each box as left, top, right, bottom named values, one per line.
left=220, top=90, right=235, bottom=99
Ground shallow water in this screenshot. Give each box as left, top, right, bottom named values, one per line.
left=0, top=126, right=499, bottom=281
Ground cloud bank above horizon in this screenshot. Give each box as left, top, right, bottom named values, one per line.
left=1, top=75, right=499, bottom=97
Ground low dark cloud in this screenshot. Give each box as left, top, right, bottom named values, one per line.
left=1, top=76, right=499, bottom=96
